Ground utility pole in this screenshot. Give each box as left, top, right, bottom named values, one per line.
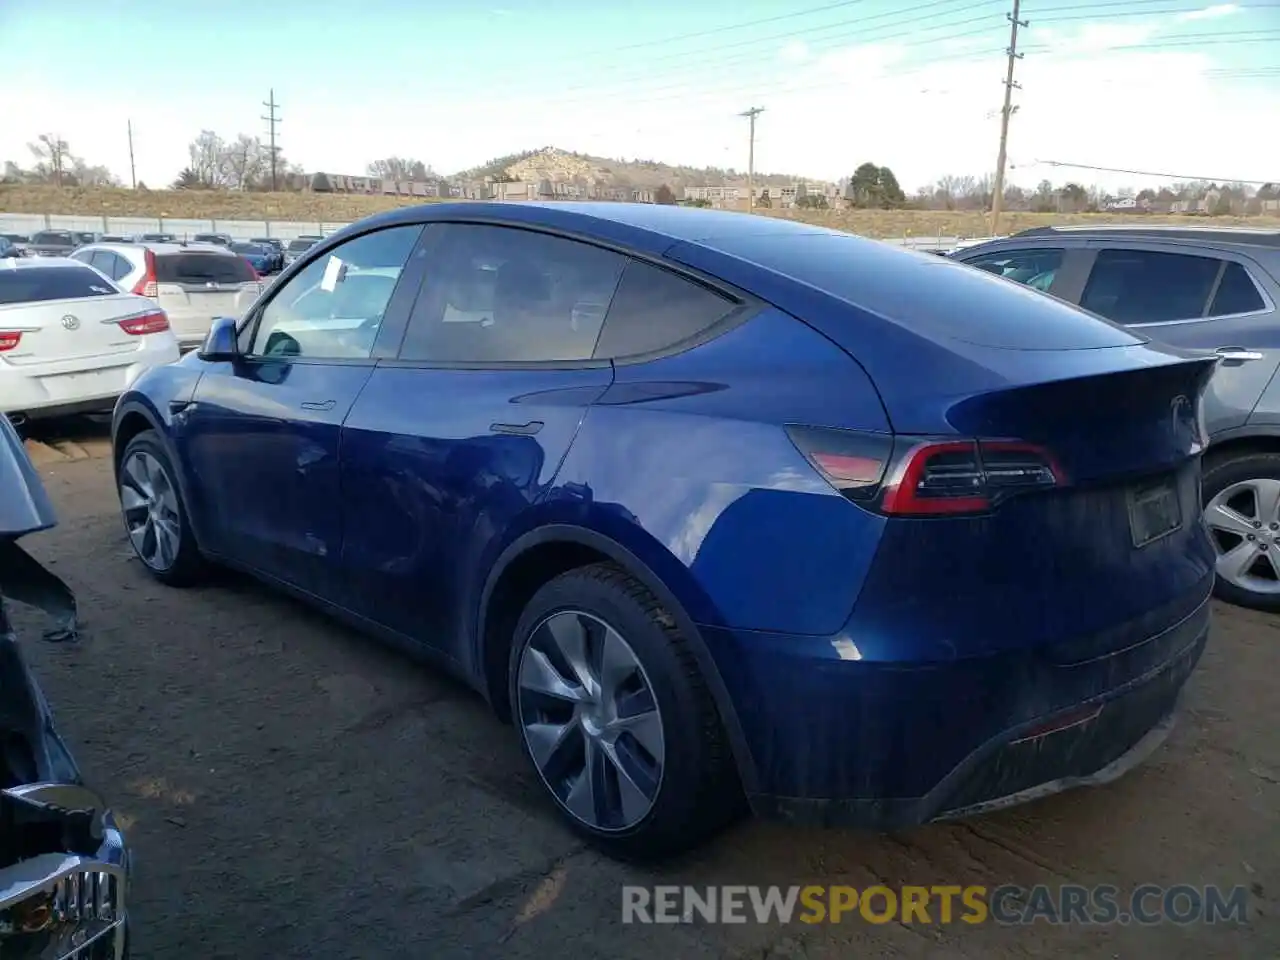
left=127, top=120, right=137, bottom=189
left=261, top=89, right=281, bottom=191
left=739, top=106, right=765, bottom=212
left=989, top=0, right=1027, bottom=236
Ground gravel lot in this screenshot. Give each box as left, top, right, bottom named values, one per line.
left=8, top=419, right=1278, bottom=959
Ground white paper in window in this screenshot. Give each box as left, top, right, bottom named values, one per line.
left=320, top=255, right=345, bottom=292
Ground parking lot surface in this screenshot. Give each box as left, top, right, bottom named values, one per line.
left=9, top=419, right=1278, bottom=959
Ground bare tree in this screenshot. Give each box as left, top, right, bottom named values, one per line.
left=187, top=130, right=229, bottom=188
left=223, top=134, right=265, bottom=191
left=28, top=134, right=72, bottom=186
left=366, top=157, right=432, bottom=181
left=70, top=158, right=119, bottom=188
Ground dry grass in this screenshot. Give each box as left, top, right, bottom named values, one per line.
left=4, top=184, right=1279, bottom=239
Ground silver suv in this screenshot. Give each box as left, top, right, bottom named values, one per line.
left=70, top=241, right=264, bottom=349
left=955, top=226, right=1280, bottom=611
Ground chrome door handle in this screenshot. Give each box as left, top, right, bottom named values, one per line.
left=1215, top=347, right=1264, bottom=363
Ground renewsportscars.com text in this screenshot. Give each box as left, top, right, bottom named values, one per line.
left=621, top=884, right=1250, bottom=926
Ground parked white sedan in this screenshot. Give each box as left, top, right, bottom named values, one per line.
left=0, top=258, right=180, bottom=423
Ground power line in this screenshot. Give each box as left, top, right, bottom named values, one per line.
left=607, top=0, right=872, bottom=54
left=1032, top=160, right=1277, bottom=185
left=990, top=0, right=1027, bottom=235
left=261, top=89, right=281, bottom=192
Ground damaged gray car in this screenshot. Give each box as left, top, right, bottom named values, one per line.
left=0, top=416, right=130, bottom=959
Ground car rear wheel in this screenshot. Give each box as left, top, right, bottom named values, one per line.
left=118, top=430, right=204, bottom=586
left=510, top=562, right=740, bottom=861
left=1203, top=451, right=1280, bottom=611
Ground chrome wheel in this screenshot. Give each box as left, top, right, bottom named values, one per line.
left=119, top=450, right=182, bottom=572
left=516, top=610, right=665, bottom=832
left=1206, top=477, right=1280, bottom=595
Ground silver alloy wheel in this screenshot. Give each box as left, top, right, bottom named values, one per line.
left=516, top=610, right=665, bottom=832
left=119, top=450, right=182, bottom=572
left=1206, top=477, right=1280, bottom=595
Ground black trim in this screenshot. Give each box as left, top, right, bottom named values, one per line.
left=1208, top=423, right=1280, bottom=445
left=475, top=523, right=760, bottom=795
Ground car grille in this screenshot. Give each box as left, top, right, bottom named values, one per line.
left=1, top=862, right=126, bottom=959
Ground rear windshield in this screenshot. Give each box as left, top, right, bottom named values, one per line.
left=231, top=242, right=265, bottom=255
left=31, top=232, right=77, bottom=247
left=139, top=234, right=173, bottom=242
left=691, top=232, right=1143, bottom=351
left=0, top=266, right=116, bottom=305
left=286, top=239, right=316, bottom=252
left=155, top=253, right=257, bottom=284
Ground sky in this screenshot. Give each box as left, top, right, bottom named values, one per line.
left=2, top=0, right=1278, bottom=193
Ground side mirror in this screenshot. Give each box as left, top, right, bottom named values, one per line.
left=199, top=315, right=240, bottom=362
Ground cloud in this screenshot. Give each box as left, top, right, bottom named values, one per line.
left=778, top=40, right=810, bottom=64
left=1176, top=3, right=1239, bottom=22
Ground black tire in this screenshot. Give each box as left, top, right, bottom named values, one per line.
left=509, top=562, right=742, bottom=861
left=1203, top=450, right=1280, bottom=611
left=117, top=429, right=205, bottom=587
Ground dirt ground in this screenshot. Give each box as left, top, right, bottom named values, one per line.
left=7, top=418, right=1278, bottom=959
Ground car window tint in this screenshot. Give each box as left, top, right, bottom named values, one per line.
left=89, top=251, right=115, bottom=277
left=399, top=224, right=626, bottom=363
left=1209, top=262, right=1266, bottom=317
left=155, top=253, right=257, bottom=285
left=250, top=224, right=422, bottom=360
left=963, top=248, right=1063, bottom=293
left=1080, top=249, right=1221, bottom=324
left=0, top=266, right=116, bottom=304
left=593, top=260, right=737, bottom=359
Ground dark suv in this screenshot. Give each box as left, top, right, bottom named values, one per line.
left=955, top=226, right=1280, bottom=611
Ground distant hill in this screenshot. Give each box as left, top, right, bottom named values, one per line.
left=450, top=146, right=821, bottom=190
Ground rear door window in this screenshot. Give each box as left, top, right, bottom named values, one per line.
left=593, top=260, right=738, bottom=359
left=0, top=266, right=116, bottom=304
left=398, top=224, right=627, bottom=363
left=155, top=253, right=257, bottom=285
left=962, top=248, right=1063, bottom=293
left=1080, top=249, right=1223, bottom=324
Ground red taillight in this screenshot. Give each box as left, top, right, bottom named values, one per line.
left=242, top=258, right=260, bottom=281
left=132, top=248, right=158, bottom=298
left=881, top=439, right=1063, bottom=516
left=787, top=426, right=1063, bottom=517
left=0, top=331, right=21, bottom=351
left=119, top=310, right=170, bottom=335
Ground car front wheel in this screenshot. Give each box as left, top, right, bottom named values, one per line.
left=117, top=430, right=204, bottom=586
left=510, top=562, right=740, bottom=861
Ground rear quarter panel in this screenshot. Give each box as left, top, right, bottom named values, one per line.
left=547, top=307, right=891, bottom=635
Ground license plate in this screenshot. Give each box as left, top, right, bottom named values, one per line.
left=1128, top=478, right=1183, bottom=548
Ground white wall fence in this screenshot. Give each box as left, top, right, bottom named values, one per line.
left=0, top=211, right=960, bottom=250
left=0, top=212, right=350, bottom=242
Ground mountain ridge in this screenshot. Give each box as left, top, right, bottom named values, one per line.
left=450, top=145, right=825, bottom=189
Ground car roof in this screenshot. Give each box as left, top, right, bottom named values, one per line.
left=80, top=241, right=238, bottom=256
left=1011, top=224, right=1280, bottom=249
left=0, top=256, right=89, bottom=270
left=333, top=200, right=839, bottom=261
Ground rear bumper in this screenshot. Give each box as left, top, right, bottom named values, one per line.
left=1, top=339, right=179, bottom=419
left=705, top=581, right=1211, bottom=830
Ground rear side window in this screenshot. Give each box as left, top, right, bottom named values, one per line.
left=155, top=253, right=256, bottom=285
left=31, top=231, right=76, bottom=246
left=593, top=260, right=738, bottom=359
left=0, top=266, right=116, bottom=304
left=1209, top=262, right=1266, bottom=317
left=962, top=248, right=1063, bottom=293
left=287, top=239, right=314, bottom=252
left=1080, top=249, right=1222, bottom=324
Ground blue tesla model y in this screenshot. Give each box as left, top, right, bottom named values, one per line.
left=110, top=202, right=1216, bottom=860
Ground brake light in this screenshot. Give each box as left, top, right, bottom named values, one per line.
left=787, top=427, right=1063, bottom=517
left=119, top=310, right=170, bottom=335
left=132, top=248, right=158, bottom=298
left=0, top=332, right=21, bottom=351
left=242, top=258, right=260, bottom=281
